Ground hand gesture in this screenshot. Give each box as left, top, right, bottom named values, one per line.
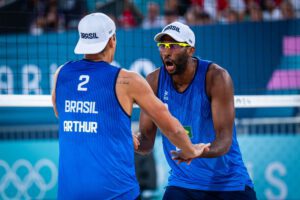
left=171, top=143, right=210, bottom=165
left=132, top=132, right=140, bottom=150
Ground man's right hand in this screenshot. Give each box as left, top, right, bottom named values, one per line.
left=171, top=143, right=211, bottom=165
left=133, top=132, right=140, bottom=151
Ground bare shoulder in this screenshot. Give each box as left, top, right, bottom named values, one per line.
left=146, top=68, right=160, bottom=83
left=117, top=69, right=151, bottom=96
left=117, top=69, right=144, bottom=85
left=52, top=64, right=64, bottom=118
left=115, top=69, right=146, bottom=109
left=52, top=65, right=65, bottom=92
left=54, top=65, right=64, bottom=77
left=146, top=68, right=160, bottom=95
left=207, top=63, right=232, bottom=85
left=206, top=63, right=233, bottom=97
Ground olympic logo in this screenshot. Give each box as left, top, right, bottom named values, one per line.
left=0, top=159, right=57, bottom=200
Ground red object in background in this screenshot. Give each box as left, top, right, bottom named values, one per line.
left=191, top=0, right=229, bottom=11
left=217, top=0, right=229, bottom=11
left=120, top=9, right=136, bottom=28
left=274, top=0, right=283, bottom=6
left=191, top=0, right=204, bottom=7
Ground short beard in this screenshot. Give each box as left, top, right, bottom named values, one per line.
left=167, top=54, right=189, bottom=76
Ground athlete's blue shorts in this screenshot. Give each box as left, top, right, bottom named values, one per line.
left=163, top=185, right=257, bottom=200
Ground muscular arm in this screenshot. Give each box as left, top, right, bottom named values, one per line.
left=136, top=70, right=159, bottom=155
left=200, top=64, right=235, bottom=158
left=121, top=70, right=197, bottom=158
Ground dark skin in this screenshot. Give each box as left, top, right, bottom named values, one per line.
left=136, top=35, right=235, bottom=159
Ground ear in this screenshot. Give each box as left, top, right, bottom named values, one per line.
left=108, top=35, right=116, bottom=48
left=107, top=37, right=114, bottom=47
left=187, top=47, right=195, bottom=56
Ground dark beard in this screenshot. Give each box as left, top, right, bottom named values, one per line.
left=163, top=53, right=189, bottom=75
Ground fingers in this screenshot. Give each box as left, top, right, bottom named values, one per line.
left=200, top=143, right=210, bottom=152
left=172, top=157, right=189, bottom=165
left=170, top=142, right=211, bottom=165
left=132, top=133, right=140, bottom=150
left=134, top=140, right=140, bottom=150
left=194, top=143, right=210, bottom=153
left=171, top=150, right=192, bottom=165
left=173, top=158, right=192, bottom=165
left=204, top=146, right=210, bottom=152
left=195, top=143, right=210, bottom=149
left=170, top=150, right=179, bottom=155
left=133, top=135, right=140, bottom=145
left=203, top=143, right=211, bottom=152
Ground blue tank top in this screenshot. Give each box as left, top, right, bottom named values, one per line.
left=157, top=58, right=253, bottom=191
left=55, top=59, right=139, bottom=199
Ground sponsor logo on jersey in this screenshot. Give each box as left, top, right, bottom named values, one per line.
left=163, top=90, right=168, bottom=101
left=184, top=126, right=193, bottom=138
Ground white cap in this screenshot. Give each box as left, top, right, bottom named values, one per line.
left=154, top=21, right=195, bottom=47
left=74, top=13, right=116, bottom=54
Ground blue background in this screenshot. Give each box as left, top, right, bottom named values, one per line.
left=1, top=19, right=300, bottom=95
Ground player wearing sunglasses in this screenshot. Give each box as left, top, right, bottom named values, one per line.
left=157, top=42, right=191, bottom=50
left=135, top=21, right=257, bottom=200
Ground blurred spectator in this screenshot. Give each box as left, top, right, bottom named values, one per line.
left=204, top=0, right=219, bottom=20
left=164, top=9, right=186, bottom=25
left=185, top=5, right=202, bottom=25
left=198, top=10, right=214, bottom=24
left=274, top=0, right=284, bottom=6
left=118, top=0, right=143, bottom=28
left=290, top=0, right=300, bottom=18
left=203, top=0, right=232, bottom=22
left=230, top=0, right=246, bottom=20
left=248, top=1, right=264, bottom=21
left=242, top=0, right=262, bottom=22
left=142, top=1, right=164, bottom=29
left=164, top=0, right=190, bottom=16
left=96, top=0, right=143, bottom=28
left=221, top=8, right=240, bottom=23
left=59, top=0, right=87, bottom=30
left=1, top=0, right=33, bottom=29
left=4, top=0, right=298, bottom=34
left=190, top=0, right=204, bottom=7
left=185, top=5, right=212, bottom=25
left=280, top=0, right=296, bottom=19
left=30, top=0, right=61, bottom=35
left=262, top=0, right=283, bottom=20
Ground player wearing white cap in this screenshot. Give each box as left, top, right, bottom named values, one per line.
left=136, top=21, right=257, bottom=200
left=52, top=13, right=210, bottom=199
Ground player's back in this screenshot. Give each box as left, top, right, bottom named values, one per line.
left=55, top=59, right=139, bottom=199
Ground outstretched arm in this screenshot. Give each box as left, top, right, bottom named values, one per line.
left=126, top=71, right=206, bottom=159
left=135, top=70, right=159, bottom=155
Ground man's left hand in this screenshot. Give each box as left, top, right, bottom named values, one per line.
left=171, top=143, right=210, bottom=165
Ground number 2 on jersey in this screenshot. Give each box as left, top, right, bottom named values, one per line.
left=77, top=75, right=89, bottom=91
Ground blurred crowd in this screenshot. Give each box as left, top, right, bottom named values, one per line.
left=14, top=0, right=300, bottom=34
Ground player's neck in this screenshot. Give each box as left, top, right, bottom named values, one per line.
left=84, top=53, right=112, bottom=63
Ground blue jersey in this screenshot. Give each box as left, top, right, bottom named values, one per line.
left=55, top=59, right=139, bottom=199
left=157, top=58, right=253, bottom=191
